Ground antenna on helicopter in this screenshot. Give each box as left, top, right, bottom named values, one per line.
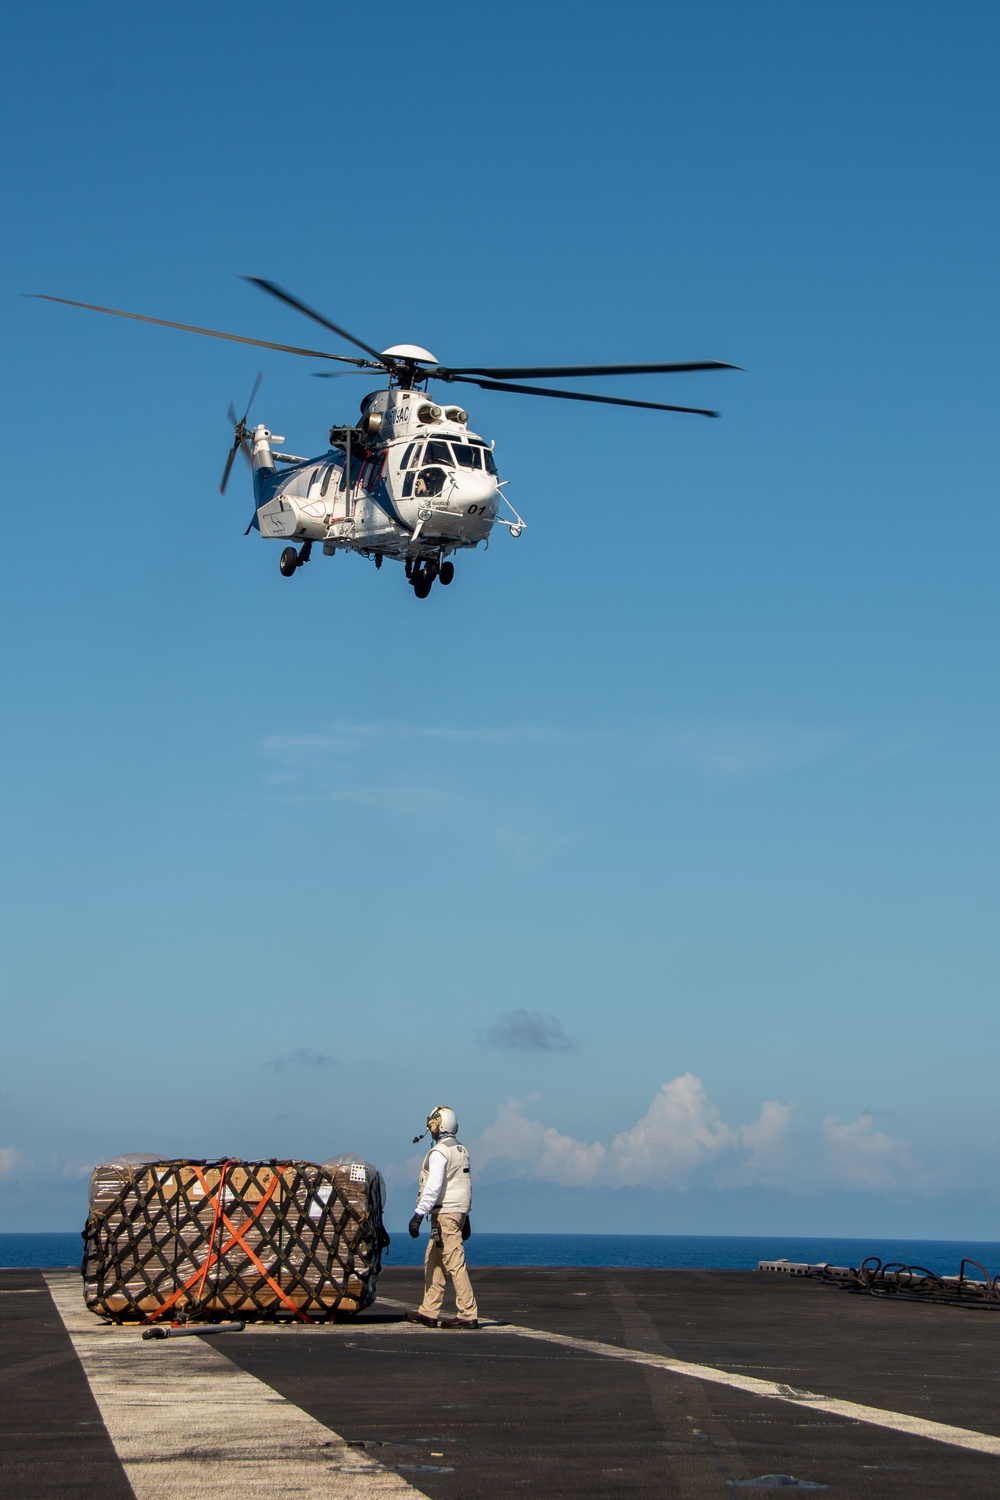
left=220, top=371, right=263, bottom=495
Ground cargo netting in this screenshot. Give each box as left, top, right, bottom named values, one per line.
left=83, top=1157, right=389, bottom=1323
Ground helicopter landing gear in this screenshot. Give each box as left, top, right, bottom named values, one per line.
left=410, top=559, right=438, bottom=599
left=439, top=561, right=455, bottom=586
left=279, top=541, right=312, bottom=577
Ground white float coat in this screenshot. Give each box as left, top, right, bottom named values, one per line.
left=416, top=1135, right=472, bottom=1215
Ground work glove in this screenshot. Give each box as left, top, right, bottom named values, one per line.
left=462, top=1216, right=472, bottom=1241
left=408, top=1213, right=422, bottom=1239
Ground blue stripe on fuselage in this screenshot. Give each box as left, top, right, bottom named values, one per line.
left=369, top=476, right=409, bottom=530
left=250, top=453, right=410, bottom=532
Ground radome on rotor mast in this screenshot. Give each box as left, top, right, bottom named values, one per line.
left=31, top=278, right=738, bottom=600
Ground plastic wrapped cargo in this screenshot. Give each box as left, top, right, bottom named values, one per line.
left=82, top=1156, right=389, bottom=1322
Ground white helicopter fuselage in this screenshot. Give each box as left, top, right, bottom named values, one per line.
left=251, top=382, right=513, bottom=568
left=33, top=285, right=731, bottom=596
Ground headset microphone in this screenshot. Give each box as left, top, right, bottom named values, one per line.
left=412, top=1131, right=427, bottom=1144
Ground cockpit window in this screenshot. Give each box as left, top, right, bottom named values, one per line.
left=414, top=467, right=447, bottom=498
left=423, top=440, right=454, bottom=466
left=452, top=444, right=482, bottom=469
left=483, top=448, right=498, bottom=475
left=400, top=442, right=416, bottom=469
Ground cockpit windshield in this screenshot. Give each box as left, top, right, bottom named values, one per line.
left=423, top=440, right=454, bottom=466
left=452, top=444, right=482, bottom=469
left=466, top=439, right=498, bottom=475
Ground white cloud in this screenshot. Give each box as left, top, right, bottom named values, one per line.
left=820, top=1113, right=921, bottom=1191
left=0, top=1147, right=26, bottom=1177
left=658, top=727, right=846, bottom=776
left=261, top=720, right=848, bottom=782
left=60, top=1159, right=98, bottom=1179
left=470, top=1078, right=929, bottom=1195
left=262, top=722, right=577, bottom=769
left=475, top=1099, right=607, bottom=1186
left=609, top=1075, right=740, bottom=1187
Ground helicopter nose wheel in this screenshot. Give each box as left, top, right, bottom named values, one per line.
left=439, top=561, right=455, bottom=586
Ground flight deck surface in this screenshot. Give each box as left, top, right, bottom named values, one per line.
left=3, top=1263, right=1000, bottom=1497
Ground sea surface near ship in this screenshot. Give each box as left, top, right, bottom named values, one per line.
left=3, top=1230, right=999, bottom=1277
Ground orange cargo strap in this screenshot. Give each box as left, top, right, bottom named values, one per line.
left=147, top=1163, right=312, bottom=1322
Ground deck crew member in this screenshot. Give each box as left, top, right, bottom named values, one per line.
left=406, top=1105, right=478, bottom=1329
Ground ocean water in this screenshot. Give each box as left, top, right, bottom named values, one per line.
left=0, top=1233, right=84, bottom=1268
left=3, top=1230, right=999, bottom=1279
left=386, top=1233, right=1000, bottom=1277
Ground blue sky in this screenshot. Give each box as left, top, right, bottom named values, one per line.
left=1, top=1, right=998, bottom=1236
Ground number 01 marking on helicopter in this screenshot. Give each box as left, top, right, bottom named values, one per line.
left=29, top=280, right=738, bottom=601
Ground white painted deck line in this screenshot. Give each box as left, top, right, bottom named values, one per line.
left=381, top=1295, right=1000, bottom=1460
left=497, top=1321, right=1000, bottom=1459
left=44, top=1273, right=420, bottom=1499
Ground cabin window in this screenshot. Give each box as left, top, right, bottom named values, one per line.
left=359, top=456, right=383, bottom=490
left=320, top=464, right=336, bottom=497
left=423, top=440, right=454, bottom=466
left=402, top=472, right=414, bottom=497
left=452, top=444, right=482, bottom=469
left=400, top=443, right=415, bottom=469
left=483, top=448, right=498, bottom=475
left=307, top=468, right=320, bottom=493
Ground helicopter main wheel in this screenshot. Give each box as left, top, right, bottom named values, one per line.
left=279, top=547, right=299, bottom=577
left=439, top=561, right=455, bottom=586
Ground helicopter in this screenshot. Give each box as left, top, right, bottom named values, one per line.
left=31, top=280, right=737, bottom=599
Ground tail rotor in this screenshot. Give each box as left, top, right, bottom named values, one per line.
left=220, top=370, right=263, bottom=494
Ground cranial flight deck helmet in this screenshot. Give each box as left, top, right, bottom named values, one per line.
left=427, top=1105, right=458, bottom=1137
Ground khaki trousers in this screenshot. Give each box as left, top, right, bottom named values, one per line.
left=418, top=1212, right=478, bottom=1321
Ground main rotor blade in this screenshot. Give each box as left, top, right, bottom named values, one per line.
left=442, top=360, right=740, bottom=379
left=440, top=374, right=720, bottom=417
left=243, top=278, right=392, bottom=368
left=26, top=294, right=367, bottom=366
